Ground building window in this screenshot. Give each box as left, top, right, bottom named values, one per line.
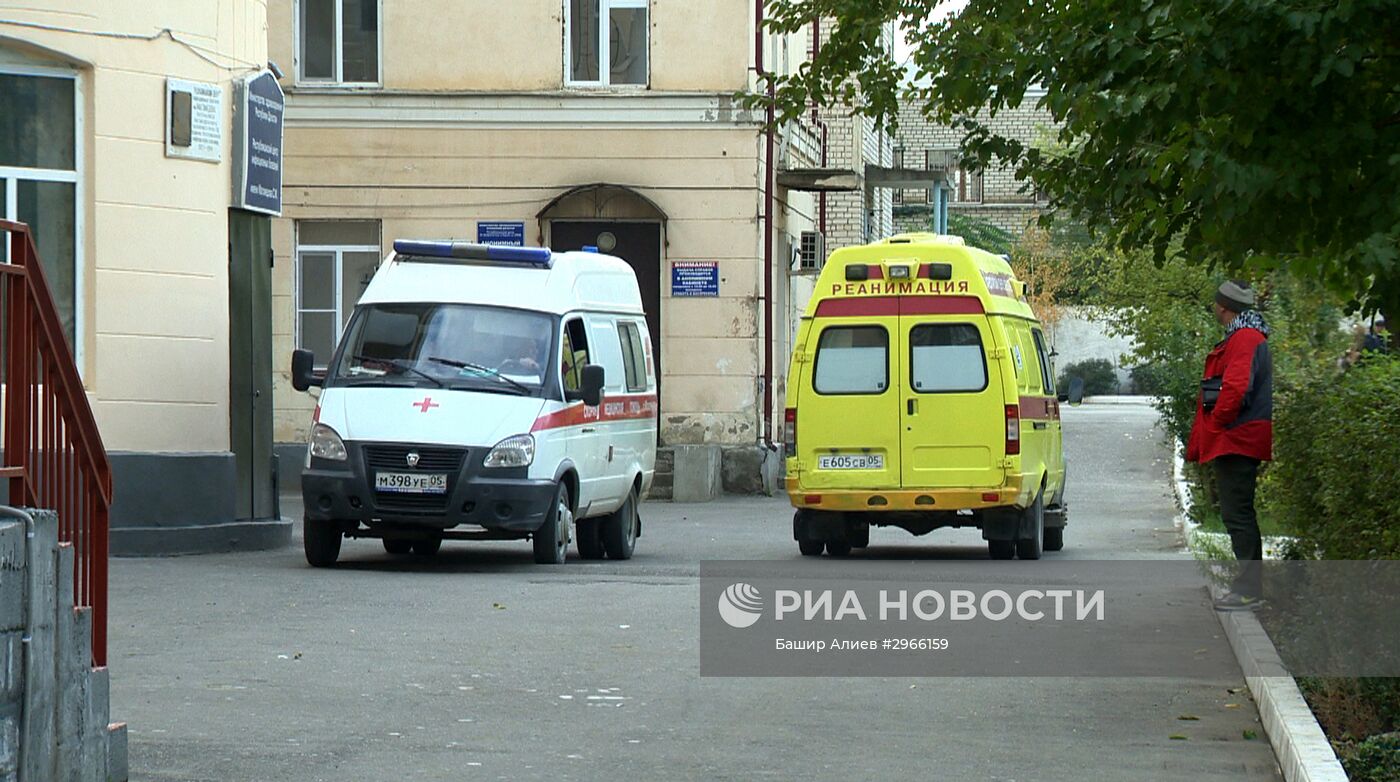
left=891, top=147, right=904, bottom=206
left=297, top=0, right=380, bottom=85
left=295, top=220, right=381, bottom=365
left=0, top=66, right=80, bottom=349
left=953, top=165, right=983, bottom=204
left=567, top=0, right=649, bottom=87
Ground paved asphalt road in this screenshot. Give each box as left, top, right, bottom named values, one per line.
left=110, top=403, right=1282, bottom=781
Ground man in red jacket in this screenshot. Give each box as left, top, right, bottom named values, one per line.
left=1187, top=280, right=1273, bottom=610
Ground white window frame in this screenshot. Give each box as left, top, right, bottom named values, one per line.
left=952, top=165, right=983, bottom=204
left=0, top=63, right=85, bottom=371
left=294, top=223, right=380, bottom=368
left=564, top=0, right=650, bottom=89
left=293, top=0, right=384, bottom=88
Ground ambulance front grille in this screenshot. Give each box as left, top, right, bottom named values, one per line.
left=362, top=445, right=467, bottom=472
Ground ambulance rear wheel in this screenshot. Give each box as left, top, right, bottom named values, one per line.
left=825, top=540, right=852, bottom=557
left=533, top=482, right=571, bottom=565
left=575, top=519, right=605, bottom=560
left=1043, top=526, right=1065, bottom=552
left=382, top=537, right=412, bottom=555
left=601, top=488, right=639, bottom=560
left=411, top=537, right=442, bottom=557
left=794, top=510, right=824, bottom=556
left=1016, top=492, right=1045, bottom=561
left=988, top=540, right=1016, bottom=560
left=304, top=517, right=342, bottom=568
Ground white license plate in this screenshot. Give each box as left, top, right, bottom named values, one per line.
left=375, top=472, right=448, bottom=494
left=818, top=453, right=885, bottom=470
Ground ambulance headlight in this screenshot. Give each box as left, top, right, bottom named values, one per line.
left=889, top=264, right=912, bottom=279
left=309, top=423, right=348, bottom=462
left=484, top=434, right=535, bottom=468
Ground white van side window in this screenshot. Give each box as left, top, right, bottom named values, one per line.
left=617, top=321, right=647, bottom=392
left=909, top=323, right=988, bottom=393
left=813, top=326, right=888, bottom=395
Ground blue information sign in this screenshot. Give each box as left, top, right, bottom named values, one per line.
left=233, top=70, right=284, bottom=216
left=476, top=221, right=526, bottom=246
left=671, top=261, right=720, bottom=297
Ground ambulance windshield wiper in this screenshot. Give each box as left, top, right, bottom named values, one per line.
left=351, top=355, right=444, bottom=388
left=426, top=357, right=531, bottom=395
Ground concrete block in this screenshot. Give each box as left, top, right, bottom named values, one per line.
left=84, top=668, right=110, bottom=782
left=55, top=605, right=91, bottom=782
left=720, top=445, right=783, bottom=496
left=20, top=511, right=58, bottom=782
left=670, top=445, right=722, bottom=502
left=0, top=522, right=22, bottom=633
left=0, top=634, right=20, bottom=704
left=0, top=711, right=17, bottom=779
left=107, top=723, right=128, bottom=782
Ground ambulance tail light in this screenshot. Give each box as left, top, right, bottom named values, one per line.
left=783, top=407, right=797, bottom=457
left=1005, top=404, right=1021, bottom=456
left=392, top=240, right=554, bottom=268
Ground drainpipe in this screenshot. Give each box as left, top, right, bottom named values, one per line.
left=756, top=0, right=776, bottom=446
left=0, top=505, right=43, bottom=779
left=812, top=17, right=828, bottom=239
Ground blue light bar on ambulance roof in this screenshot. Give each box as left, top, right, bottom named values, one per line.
left=392, top=240, right=554, bottom=268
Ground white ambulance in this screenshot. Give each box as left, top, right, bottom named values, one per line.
left=291, top=240, right=658, bottom=567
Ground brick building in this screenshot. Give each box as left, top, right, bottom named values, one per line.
left=892, top=86, right=1056, bottom=238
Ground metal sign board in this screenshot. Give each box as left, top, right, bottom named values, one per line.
left=476, top=221, right=526, bottom=246
left=232, top=70, right=285, bottom=216
left=165, top=78, right=222, bottom=162
left=671, top=261, right=720, bottom=297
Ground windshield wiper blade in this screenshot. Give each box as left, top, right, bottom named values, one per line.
left=351, top=354, right=444, bottom=388
left=427, top=356, right=531, bottom=395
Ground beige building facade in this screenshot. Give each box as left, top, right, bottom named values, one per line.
left=1, top=1, right=288, bottom=551
left=267, top=0, right=855, bottom=491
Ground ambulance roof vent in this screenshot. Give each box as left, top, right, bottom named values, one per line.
left=392, top=240, right=554, bottom=268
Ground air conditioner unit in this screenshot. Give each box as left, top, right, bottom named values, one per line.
left=798, top=230, right=825, bottom=271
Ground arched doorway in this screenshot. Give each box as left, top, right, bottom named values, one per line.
left=538, top=184, right=666, bottom=395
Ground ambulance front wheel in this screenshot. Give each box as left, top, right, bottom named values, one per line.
left=304, top=516, right=342, bottom=568
left=533, top=482, right=572, bottom=565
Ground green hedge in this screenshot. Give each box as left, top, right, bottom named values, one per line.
left=1262, top=355, right=1400, bottom=559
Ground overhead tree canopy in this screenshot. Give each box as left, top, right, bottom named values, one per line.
left=752, top=0, right=1400, bottom=316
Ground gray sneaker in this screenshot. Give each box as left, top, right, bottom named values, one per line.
left=1214, top=591, right=1264, bottom=611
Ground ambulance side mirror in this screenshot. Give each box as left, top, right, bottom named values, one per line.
left=291, top=349, right=323, bottom=391
left=578, top=364, right=605, bottom=407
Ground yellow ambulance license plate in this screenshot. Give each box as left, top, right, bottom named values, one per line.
left=375, top=472, right=448, bottom=494
left=818, top=454, right=885, bottom=470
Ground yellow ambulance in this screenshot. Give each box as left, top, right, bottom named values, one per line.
left=783, top=233, right=1067, bottom=560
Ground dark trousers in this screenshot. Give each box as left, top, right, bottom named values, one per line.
left=1214, top=454, right=1262, bottom=597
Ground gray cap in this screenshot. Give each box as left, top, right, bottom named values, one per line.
left=1215, top=280, right=1255, bottom=313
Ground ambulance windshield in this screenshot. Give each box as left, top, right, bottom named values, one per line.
left=332, top=303, right=555, bottom=395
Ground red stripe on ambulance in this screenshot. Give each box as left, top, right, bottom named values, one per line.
left=530, top=394, right=659, bottom=432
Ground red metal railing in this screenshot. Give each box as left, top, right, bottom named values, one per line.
left=1, top=220, right=112, bottom=667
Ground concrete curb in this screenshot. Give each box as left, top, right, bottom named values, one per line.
left=1216, top=610, right=1348, bottom=782
left=1171, top=443, right=1347, bottom=782
left=1081, top=394, right=1158, bottom=405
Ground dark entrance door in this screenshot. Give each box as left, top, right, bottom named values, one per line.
left=550, top=221, right=662, bottom=381
left=228, top=209, right=275, bottom=520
